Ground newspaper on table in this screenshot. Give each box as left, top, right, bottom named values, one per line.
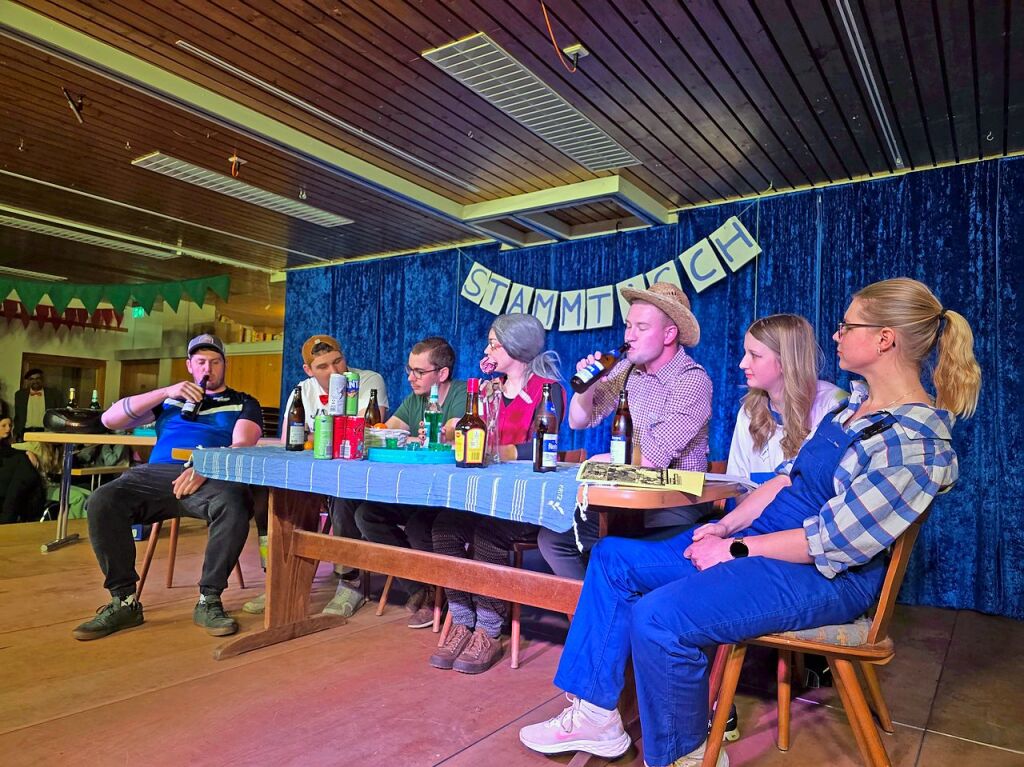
left=574, top=460, right=705, bottom=495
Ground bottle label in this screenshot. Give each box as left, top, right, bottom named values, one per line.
left=575, top=363, right=600, bottom=384
left=542, top=434, right=558, bottom=468
left=610, top=435, right=629, bottom=465
left=313, top=417, right=333, bottom=459
left=453, top=430, right=465, bottom=462
left=424, top=411, right=443, bottom=446
left=288, top=423, right=306, bottom=445
left=465, top=428, right=485, bottom=464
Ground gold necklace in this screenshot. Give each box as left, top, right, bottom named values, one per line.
left=867, top=389, right=915, bottom=412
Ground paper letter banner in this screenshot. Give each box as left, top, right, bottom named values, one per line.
left=532, top=289, right=558, bottom=330
left=644, top=259, right=683, bottom=290
left=506, top=283, right=534, bottom=315
left=559, top=290, right=586, bottom=331
left=679, top=239, right=726, bottom=293
left=460, top=262, right=491, bottom=304
left=479, top=271, right=512, bottom=315
left=710, top=216, right=762, bottom=272
left=585, top=285, right=615, bottom=329
left=615, top=275, right=646, bottom=321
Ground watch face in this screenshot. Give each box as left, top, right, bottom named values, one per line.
left=730, top=539, right=749, bottom=558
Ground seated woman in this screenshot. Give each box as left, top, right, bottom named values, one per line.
left=729, top=313, right=844, bottom=485
left=430, top=313, right=565, bottom=675
left=0, top=416, right=47, bottom=524
left=519, top=278, right=981, bottom=767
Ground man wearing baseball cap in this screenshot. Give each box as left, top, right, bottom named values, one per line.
left=242, top=334, right=389, bottom=617
left=72, top=334, right=263, bottom=641
left=537, top=282, right=713, bottom=579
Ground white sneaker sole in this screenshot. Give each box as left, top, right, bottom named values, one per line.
left=519, top=730, right=631, bottom=758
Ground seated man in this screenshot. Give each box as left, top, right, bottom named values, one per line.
left=73, top=334, right=263, bottom=641
left=246, top=334, right=390, bottom=617
left=355, top=336, right=466, bottom=628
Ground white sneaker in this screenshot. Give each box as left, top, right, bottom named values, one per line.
left=644, top=738, right=729, bottom=767
left=519, top=695, right=631, bottom=758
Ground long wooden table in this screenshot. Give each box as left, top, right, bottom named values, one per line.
left=29, top=432, right=155, bottom=553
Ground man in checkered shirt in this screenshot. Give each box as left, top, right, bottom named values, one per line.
left=537, top=282, right=713, bottom=580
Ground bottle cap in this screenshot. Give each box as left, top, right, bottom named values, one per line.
left=466, top=378, right=479, bottom=394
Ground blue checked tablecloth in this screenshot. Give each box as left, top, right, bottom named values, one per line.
left=192, top=446, right=583, bottom=533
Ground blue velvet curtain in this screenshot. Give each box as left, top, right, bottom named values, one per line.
left=284, top=156, right=1021, bottom=619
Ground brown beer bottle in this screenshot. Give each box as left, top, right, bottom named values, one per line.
left=66, top=387, right=78, bottom=409
left=570, top=344, right=630, bottom=393
left=454, top=378, right=487, bottom=468
left=610, top=389, right=633, bottom=465
left=285, top=385, right=306, bottom=451
left=364, top=388, right=382, bottom=427
left=532, top=383, right=559, bottom=473
left=180, top=375, right=209, bottom=422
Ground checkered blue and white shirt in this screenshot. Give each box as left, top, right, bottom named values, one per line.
left=780, top=381, right=958, bottom=579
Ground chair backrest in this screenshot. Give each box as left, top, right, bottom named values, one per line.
left=864, top=505, right=932, bottom=645
left=558, top=448, right=587, bottom=463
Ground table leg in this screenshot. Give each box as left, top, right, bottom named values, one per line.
left=214, top=487, right=346, bottom=660
left=41, top=442, right=80, bottom=553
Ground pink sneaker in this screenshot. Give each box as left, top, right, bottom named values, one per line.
left=519, top=696, right=631, bottom=758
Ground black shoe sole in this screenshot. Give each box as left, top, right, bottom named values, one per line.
left=72, top=617, right=144, bottom=641
left=429, top=656, right=456, bottom=670
left=198, top=623, right=239, bottom=637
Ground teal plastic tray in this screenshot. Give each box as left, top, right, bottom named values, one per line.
left=367, top=446, right=455, bottom=464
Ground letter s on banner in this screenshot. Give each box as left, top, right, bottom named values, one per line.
left=460, top=261, right=492, bottom=304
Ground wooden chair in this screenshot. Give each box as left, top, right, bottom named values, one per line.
left=137, top=517, right=246, bottom=599
left=704, top=510, right=931, bottom=767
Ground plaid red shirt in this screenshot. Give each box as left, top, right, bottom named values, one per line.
left=586, top=347, right=712, bottom=470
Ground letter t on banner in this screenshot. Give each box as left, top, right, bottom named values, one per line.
left=460, top=261, right=492, bottom=304
left=710, top=216, right=761, bottom=272
left=479, top=271, right=511, bottom=314
left=585, top=285, right=614, bottom=329
left=679, top=239, right=726, bottom=293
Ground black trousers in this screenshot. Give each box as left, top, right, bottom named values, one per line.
left=354, top=502, right=437, bottom=596
left=85, top=463, right=253, bottom=599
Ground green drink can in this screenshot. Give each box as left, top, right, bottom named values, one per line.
left=344, top=371, right=360, bottom=416
left=313, top=410, right=334, bottom=459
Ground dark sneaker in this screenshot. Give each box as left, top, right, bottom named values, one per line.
left=709, top=704, right=740, bottom=742
left=429, top=623, right=473, bottom=670
left=193, top=595, right=239, bottom=637
left=407, top=586, right=441, bottom=629
left=452, top=628, right=503, bottom=674
left=72, top=596, right=144, bottom=641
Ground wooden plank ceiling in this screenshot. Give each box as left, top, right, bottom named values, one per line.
left=1, top=0, right=1020, bottom=328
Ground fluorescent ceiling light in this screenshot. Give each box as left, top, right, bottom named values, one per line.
left=132, top=152, right=353, bottom=228
left=0, top=213, right=177, bottom=260
left=174, top=40, right=480, bottom=194
left=0, top=265, right=68, bottom=281
left=423, top=34, right=640, bottom=173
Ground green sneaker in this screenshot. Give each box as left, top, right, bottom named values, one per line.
left=242, top=592, right=266, bottom=614
left=72, top=595, right=144, bottom=641
left=322, top=582, right=366, bottom=617
left=193, top=595, right=239, bottom=636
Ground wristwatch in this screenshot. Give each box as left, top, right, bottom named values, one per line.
left=729, top=538, right=749, bottom=558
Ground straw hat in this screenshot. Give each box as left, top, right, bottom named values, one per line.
left=620, top=282, right=701, bottom=347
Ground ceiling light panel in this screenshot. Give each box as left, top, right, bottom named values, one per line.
left=132, top=152, right=354, bottom=228
left=423, top=34, right=640, bottom=173
left=0, top=265, right=68, bottom=281
left=0, top=214, right=177, bottom=259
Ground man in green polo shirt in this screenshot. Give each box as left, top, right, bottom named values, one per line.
left=356, top=336, right=467, bottom=628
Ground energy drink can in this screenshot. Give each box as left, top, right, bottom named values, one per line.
left=344, top=371, right=360, bottom=416
left=327, top=373, right=346, bottom=416
left=313, top=410, right=334, bottom=459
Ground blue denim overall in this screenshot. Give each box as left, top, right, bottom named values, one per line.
left=553, top=413, right=892, bottom=766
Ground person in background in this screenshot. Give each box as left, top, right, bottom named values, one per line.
left=13, top=368, right=61, bottom=441
left=519, top=277, right=981, bottom=767
left=428, top=313, right=565, bottom=675
left=537, top=283, right=712, bottom=581
left=246, top=335, right=389, bottom=616
left=728, top=314, right=845, bottom=484
left=0, top=416, right=47, bottom=524
left=354, top=336, right=467, bottom=628
left=72, top=334, right=262, bottom=641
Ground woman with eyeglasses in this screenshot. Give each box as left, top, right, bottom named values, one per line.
left=428, top=313, right=566, bottom=675
left=520, top=278, right=981, bottom=767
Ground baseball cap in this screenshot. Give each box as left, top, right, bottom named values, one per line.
left=187, top=334, right=226, bottom=358
left=301, top=335, right=343, bottom=365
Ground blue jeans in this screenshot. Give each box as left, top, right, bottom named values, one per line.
left=552, top=529, right=883, bottom=766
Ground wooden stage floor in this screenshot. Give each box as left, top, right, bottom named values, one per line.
left=1, top=519, right=1021, bottom=767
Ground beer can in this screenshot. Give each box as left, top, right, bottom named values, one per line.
left=313, top=410, right=334, bottom=459
left=327, top=373, right=346, bottom=416
left=344, top=371, right=360, bottom=416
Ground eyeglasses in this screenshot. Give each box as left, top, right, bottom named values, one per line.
left=405, top=365, right=441, bottom=379
left=836, top=321, right=887, bottom=338
left=486, top=338, right=503, bottom=351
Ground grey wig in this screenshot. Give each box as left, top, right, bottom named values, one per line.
left=491, top=313, right=562, bottom=382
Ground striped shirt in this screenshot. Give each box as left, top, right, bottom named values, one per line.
left=783, top=381, right=958, bottom=578
left=586, top=347, right=712, bottom=471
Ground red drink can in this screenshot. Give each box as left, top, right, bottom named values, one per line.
left=340, top=416, right=365, bottom=460
left=331, top=415, right=346, bottom=459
